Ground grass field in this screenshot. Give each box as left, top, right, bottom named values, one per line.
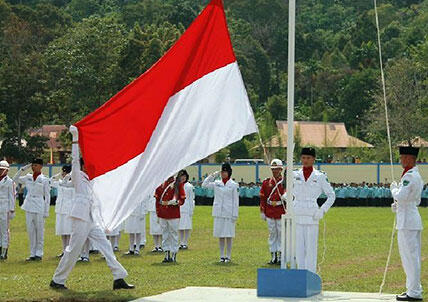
left=0, top=206, right=427, bottom=302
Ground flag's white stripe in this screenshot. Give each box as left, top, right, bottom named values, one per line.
left=91, top=62, right=258, bottom=231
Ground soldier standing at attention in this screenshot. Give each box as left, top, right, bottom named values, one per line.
left=14, top=158, right=50, bottom=261
left=390, top=145, right=424, bottom=301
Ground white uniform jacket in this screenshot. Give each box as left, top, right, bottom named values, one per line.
left=202, top=175, right=239, bottom=220
left=180, top=182, right=195, bottom=215
left=52, top=175, right=75, bottom=216
left=69, top=143, right=93, bottom=222
left=292, top=168, right=335, bottom=225
left=391, top=166, right=424, bottom=231
left=0, top=176, right=15, bottom=213
left=14, top=171, right=50, bottom=217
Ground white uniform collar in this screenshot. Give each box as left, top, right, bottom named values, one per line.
left=299, top=167, right=316, bottom=182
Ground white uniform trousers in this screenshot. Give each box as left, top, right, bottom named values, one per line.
left=53, top=218, right=128, bottom=285
left=25, top=212, right=45, bottom=257
left=267, top=217, right=282, bottom=253
left=0, top=212, right=10, bottom=248
left=295, top=223, right=319, bottom=273
left=397, top=230, right=423, bottom=299
left=159, top=218, right=179, bottom=253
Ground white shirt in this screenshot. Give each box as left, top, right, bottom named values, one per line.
left=180, top=182, right=195, bottom=215
left=145, top=194, right=156, bottom=212
left=14, top=171, right=50, bottom=216
left=391, top=166, right=424, bottom=230
left=51, top=175, right=75, bottom=215
left=292, top=168, right=335, bottom=225
left=0, top=175, right=15, bottom=213
left=69, top=143, right=93, bottom=222
left=202, top=175, right=239, bottom=219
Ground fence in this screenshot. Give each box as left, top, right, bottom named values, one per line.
left=8, top=163, right=428, bottom=184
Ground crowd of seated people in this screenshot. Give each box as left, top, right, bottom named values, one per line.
left=189, top=178, right=428, bottom=207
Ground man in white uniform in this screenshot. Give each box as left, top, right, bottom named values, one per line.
left=0, top=160, right=15, bottom=260
left=50, top=125, right=134, bottom=290
left=14, top=158, right=50, bottom=261
left=293, top=147, right=335, bottom=273
left=390, top=146, right=424, bottom=301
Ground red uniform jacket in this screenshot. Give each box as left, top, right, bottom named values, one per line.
left=260, top=177, right=286, bottom=219
left=155, top=179, right=185, bottom=219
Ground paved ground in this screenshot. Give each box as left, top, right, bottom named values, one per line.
left=133, top=287, right=397, bottom=302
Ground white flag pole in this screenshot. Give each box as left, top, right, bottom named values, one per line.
left=281, top=0, right=296, bottom=270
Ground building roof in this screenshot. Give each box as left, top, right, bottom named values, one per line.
left=29, top=125, right=67, bottom=150
left=270, top=121, right=373, bottom=148
left=398, top=136, right=428, bottom=148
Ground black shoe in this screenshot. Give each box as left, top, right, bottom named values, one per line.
left=57, top=252, right=64, bottom=258
left=158, top=247, right=163, bottom=252
left=179, top=245, right=184, bottom=250
left=89, top=249, right=99, bottom=254
left=268, top=252, right=277, bottom=265
left=224, top=257, right=231, bottom=263
left=114, top=247, right=119, bottom=252
left=26, top=256, right=36, bottom=261
left=34, top=256, right=42, bottom=261
left=151, top=247, right=158, bottom=253
left=113, top=279, right=135, bottom=290
left=50, top=280, right=68, bottom=290
left=139, top=244, right=145, bottom=249
left=396, top=293, right=423, bottom=301
left=162, top=257, right=170, bottom=263
left=220, top=257, right=225, bottom=263
left=124, top=251, right=134, bottom=256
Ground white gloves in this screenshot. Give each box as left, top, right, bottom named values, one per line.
left=69, top=125, right=78, bottom=141
left=212, top=171, right=220, bottom=178
left=260, top=212, right=266, bottom=221
left=391, top=202, right=398, bottom=213
left=168, top=200, right=178, bottom=206
left=20, top=163, right=32, bottom=171
left=390, top=181, right=398, bottom=191
left=313, top=208, right=324, bottom=220
left=281, top=194, right=287, bottom=202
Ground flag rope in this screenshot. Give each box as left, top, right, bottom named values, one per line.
left=373, top=0, right=397, bottom=294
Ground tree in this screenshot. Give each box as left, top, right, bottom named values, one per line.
left=42, top=16, right=127, bottom=125
left=365, top=57, right=428, bottom=146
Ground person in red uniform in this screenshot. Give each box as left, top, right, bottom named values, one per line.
left=155, top=173, right=186, bottom=263
left=260, top=159, right=286, bottom=264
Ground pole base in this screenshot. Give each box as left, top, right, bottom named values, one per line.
left=257, top=268, right=322, bottom=298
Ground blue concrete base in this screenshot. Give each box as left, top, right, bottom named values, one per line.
left=257, top=268, right=322, bottom=298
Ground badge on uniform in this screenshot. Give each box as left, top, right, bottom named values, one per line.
left=403, top=180, right=410, bottom=186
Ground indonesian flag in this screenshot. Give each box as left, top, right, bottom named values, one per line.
left=75, top=0, right=257, bottom=231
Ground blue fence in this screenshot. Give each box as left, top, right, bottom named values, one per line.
left=9, top=162, right=428, bottom=185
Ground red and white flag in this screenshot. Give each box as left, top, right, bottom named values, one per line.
left=75, top=0, right=257, bottom=230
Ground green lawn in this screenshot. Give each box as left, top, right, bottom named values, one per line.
left=1, top=206, right=427, bottom=301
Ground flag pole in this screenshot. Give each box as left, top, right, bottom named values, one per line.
left=281, top=0, right=296, bottom=270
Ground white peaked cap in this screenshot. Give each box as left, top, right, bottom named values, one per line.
left=270, top=159, right=283, bottom=169
left=0, top=160, right=10, bottom=170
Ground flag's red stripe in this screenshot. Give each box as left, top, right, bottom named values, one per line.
left=75, top=0, right=235, bottom=179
